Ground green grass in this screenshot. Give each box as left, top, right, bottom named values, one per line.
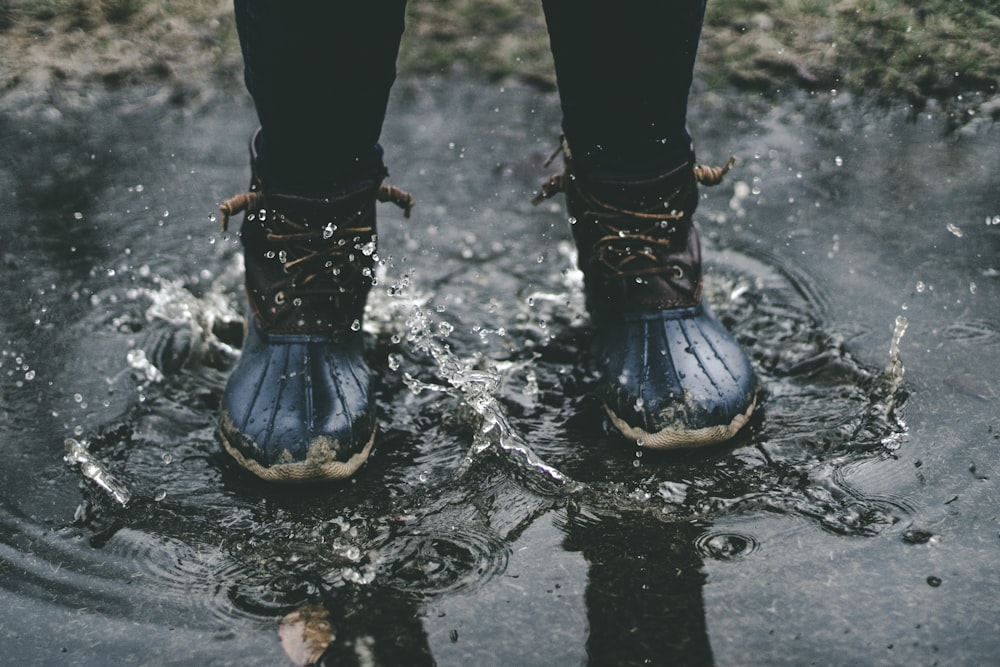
left=701, top=0, right=999, bottom=104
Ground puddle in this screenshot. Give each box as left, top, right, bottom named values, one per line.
left=1, top=79, right=998, bottom=665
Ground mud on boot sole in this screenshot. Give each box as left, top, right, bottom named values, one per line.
left=219, top=414, right=376, bottom=482
left=604, top=395, right=757, bottom=450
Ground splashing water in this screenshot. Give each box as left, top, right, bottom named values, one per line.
left=64, top=437, right=132, bottom=507
left=385, top=273, right=578, bottom=495
left=885, top=314, right=908, bottom=395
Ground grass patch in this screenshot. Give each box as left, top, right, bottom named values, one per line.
left=0, top=0, right=996, bottom=111
left=702, top=0, right=999, bottom=104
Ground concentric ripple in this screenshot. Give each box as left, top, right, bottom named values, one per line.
left=694, top=531, right=761, bottom=561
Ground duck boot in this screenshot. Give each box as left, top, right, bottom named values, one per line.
left=217, top=137, right=413, bottom=482
left=535, top=142, right=757, bottom=449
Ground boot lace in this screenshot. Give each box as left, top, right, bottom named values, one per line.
left=218, top=184, right=414, bottom=294
left=532, top=149, right=734, bottom=278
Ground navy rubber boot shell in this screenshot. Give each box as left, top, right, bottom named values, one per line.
left=594, top=304, right=756, bottom=448
left=219, top=319, right=376, bottom=481
left=216, top=134, right=413, bottom=481
left=535, top=141, right=757, bottom=448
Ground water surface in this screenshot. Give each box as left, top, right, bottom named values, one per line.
left=1, top=79, right=998, bottom=665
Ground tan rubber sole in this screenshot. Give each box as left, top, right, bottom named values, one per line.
left=605, top=395, right=757, bottom=450
left=220, top=414, right=376, bottom=483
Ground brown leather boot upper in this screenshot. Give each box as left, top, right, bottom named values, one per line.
left=235, top=183, right=383, bottom=334
left=534, top=142, right=732, bottom=316
left=218, top=136, right=413, bottom=336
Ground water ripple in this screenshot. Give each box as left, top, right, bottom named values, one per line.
left=21, top=235, right=913, bottom=632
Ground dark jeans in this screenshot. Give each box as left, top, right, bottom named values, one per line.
left=234, top=0, right=706, bottom=196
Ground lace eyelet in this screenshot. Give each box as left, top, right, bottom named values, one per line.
left=670, top=265, right=685, bottom=279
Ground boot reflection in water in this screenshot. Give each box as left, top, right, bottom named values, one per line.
left=560, top=513, right=714, bottom=666
left=218, top=0, right=757, bottom=482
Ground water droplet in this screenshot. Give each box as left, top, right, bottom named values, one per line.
left=915, top=281, right=926, bottom=293
left=24, top=370, right=35, bottom=381
left=73, top=211, right=83, bottom=220
left=323, top=223, right=335, bottom=239
left=387, top=353, right=402, bottom=371
left=264, top=250, right=276, bottom=259
left=161, top=453, right=173, bottom=464
left=73, top=393, right=83, bottom=403
left=970, top=282, right=977, bottom=295
left=350, top=319, right=362, bottom=332
left=154, top=490, right=167, bottom=502
left=946, top=223, right=963, bottom=238
left=834, top=155, right=844, bottom=167
left=567, top=216, right=577, bottom=225
left=292, top=298, right=303, bottom=307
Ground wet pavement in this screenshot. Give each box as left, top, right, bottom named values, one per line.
left=1, top=78, right=999, bottom=665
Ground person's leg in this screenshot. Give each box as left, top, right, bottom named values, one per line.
left=218, top=1, right=411, bottom=482
left=539, top=0, right=757, bottom=448
left=542, top=0, right=705, bottom=179
left=234, top=0, right=406, bottom=194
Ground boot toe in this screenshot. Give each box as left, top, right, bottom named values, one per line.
left=219, top=320, right=375, bottom=482
left=596, top=303, right=757, bottom=449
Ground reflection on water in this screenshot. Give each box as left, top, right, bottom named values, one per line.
left=2, top=82, right=997, bottom=664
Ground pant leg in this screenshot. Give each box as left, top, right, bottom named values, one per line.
left=542, top=0, right=707, bottom=179
left=234, top=0, right=407, bottom=195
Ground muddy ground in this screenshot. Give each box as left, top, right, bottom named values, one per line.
left=2, top=0, right=998, bottom=123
